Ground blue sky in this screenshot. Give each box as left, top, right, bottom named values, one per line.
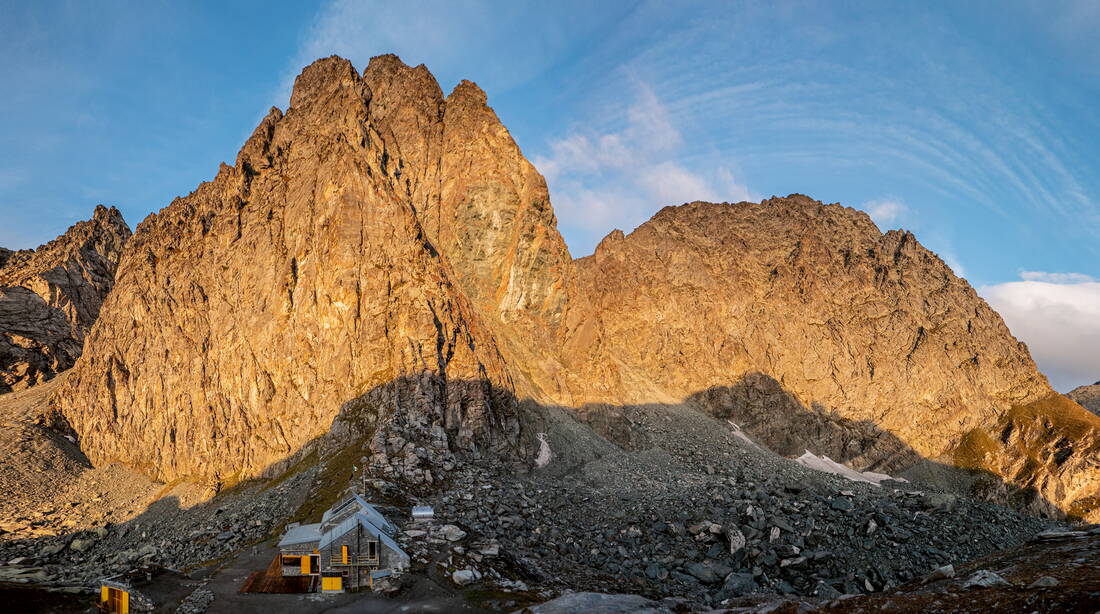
left=1, top=1, right=1098, bottom=390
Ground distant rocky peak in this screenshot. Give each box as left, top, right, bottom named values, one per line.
left=0, top=204, right=129, bottom=283
left=1067, top=381, right=1100, bottom=416
left=0, top=205, right=130, bottom=393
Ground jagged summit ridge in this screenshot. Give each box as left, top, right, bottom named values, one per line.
left=53, top=54, right=559, bottom=483
left=0, top=205, right=130, bottom=392
left=50, top=55, right=1100, bottom=521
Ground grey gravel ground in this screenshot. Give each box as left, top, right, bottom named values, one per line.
left=0, top=391, right=1064, bottom=613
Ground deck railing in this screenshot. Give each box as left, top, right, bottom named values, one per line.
left=328, top=555, right=379, bottom=566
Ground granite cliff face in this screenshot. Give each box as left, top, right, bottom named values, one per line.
left=1068, top=381, right=1100, bottom=416
left=53, top=56, right=535, bottom=484
left=50, top=55, right=1100, bottom=520
left=0, top=206, right=130, bottom=392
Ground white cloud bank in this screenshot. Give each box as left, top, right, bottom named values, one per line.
left=535, top=85, right=754, bottom=256
left=981, top=272, right=1100, bottom=392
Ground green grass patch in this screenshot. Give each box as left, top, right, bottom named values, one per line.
left=953, top=428, right=998, bottom=471
left=259, top=449, right=320, bottom=493
left=1008, top=393, right=1100, bottom=439
left=290, top=443, right=364, bottom=524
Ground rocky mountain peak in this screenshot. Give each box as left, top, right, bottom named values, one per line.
left=288, top=55, right=363, bottom=109
left=565, top=193, right=1098, bottom=519
left=364, top=54, right=443, bottom=103
left=448, top=79, right=489, bottom=106
left=0, top=205, right=130, bottom=392
left=45, top=57, right=1100, bottom=523
left=51, top=55, right=557, bottom=483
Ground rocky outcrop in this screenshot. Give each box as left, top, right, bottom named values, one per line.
left=49, top=55, right=1099, bottom=521
left=0, top=206, right=130, bottom=392
left=1067, top=381, right=1100, bottom=416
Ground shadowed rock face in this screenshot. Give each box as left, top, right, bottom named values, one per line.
left=1067, top=381, right=1100, bottom=416
left=0, top=205, right=130, bottom=392
left=50, top=55, right=1100, bottom=520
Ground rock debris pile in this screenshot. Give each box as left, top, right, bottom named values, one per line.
left=403, top=405, right=1053, bottom=607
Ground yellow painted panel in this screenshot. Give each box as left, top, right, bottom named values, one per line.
left=322, top=576, right=343, bottom=591
left=101, top=586, right=109, bottom=602
left=121, top=591, right=129, bottom=614
left=301, top=555, right=311, bottom=574
left=341, top=545, right=349, bottom=564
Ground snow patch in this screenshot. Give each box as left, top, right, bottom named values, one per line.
left=535, top=432, right=552, bottom=468
left=794, top=451, right=907, bottom=487
left=727, top=421, right=761, bottom=449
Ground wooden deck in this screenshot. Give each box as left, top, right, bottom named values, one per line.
left=238, top=571, right=315, bottom=593
left=238, top=554, right=315, bottom=593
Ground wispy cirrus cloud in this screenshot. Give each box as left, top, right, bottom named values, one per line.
left=981, top=272, right=1100, bottom=391
left=281, top=0, right=1100, bottom=283
left=278, top=0, right=627, bottom=107
left=1019, top=271, right=1095, bottom=284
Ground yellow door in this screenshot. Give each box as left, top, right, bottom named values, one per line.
left=301, top=555, right=311, bottom=574
left=103, top=588, right=129, bottom=614
left=322, top=576, right=343, bottom=591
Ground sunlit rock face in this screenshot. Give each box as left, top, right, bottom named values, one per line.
left=0, top=205, right=130, bottom=393
left=52, top=55, right=1100, bottom=520
left=54, top=56, right=530, bottom=483
left=564, top=197, right=1100, bottom=520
